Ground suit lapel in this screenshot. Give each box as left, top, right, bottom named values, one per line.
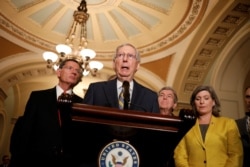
left=130, top=80, right=142, bottom=105
left=193, top=119, right=205, bottom=147
left=45, top=87, right=57, bottom=110
left=50, top=87, right=59, bottom=117
left=244, top=117, right=250, bottom=136
left=104, top=79, right=119, bottom=108
left=203, top=116, right=217, bottom=146
left=243, top=117, right=250, bottom=140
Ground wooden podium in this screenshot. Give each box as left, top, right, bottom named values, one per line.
left=70, top=103, right=192, bottom=167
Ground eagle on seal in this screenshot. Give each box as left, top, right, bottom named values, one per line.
left=111, top=154, right=129, bottom=167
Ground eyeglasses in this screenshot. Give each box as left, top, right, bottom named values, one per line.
left=116, top=53, right=136, bottom=60
left=62, top=66, right=82, bottom=74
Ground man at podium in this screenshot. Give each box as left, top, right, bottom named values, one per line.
left=83, top=43, right=160, bottom=113
left=74, top=43, right=161, bottom=167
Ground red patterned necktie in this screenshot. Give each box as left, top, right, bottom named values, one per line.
left=57, top=92, right=72, bottom=127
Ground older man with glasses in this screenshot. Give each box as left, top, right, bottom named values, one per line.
left=78, top=43, right=160, bottom=167
left=83, top=43, right=159, bottom=112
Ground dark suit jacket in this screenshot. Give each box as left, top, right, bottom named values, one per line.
left=83, top=79, right=160, bottom=113
left=236, top=116, right=250, bottom=167
left=9, top=87, right=82, bottom=167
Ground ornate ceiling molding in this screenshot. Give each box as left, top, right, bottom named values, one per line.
left=177, top=2, right=250, bottom=102
left=0, top=14, right=53, bottom=51
left=1, top=0, right=208, bottom=59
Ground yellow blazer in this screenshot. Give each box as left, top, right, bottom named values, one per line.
left=174, top=116, right=243, bottom=167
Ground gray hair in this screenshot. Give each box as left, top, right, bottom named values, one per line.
left=158, top=86, right=178, bottom=103
left=113, top=43, right=140, bottom=62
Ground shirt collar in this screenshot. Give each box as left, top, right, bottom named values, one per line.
left=116, top=80, right=134, bottom=91
left=56, top=85, right=73, bottom=99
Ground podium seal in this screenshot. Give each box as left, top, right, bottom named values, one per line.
left=99, top=140, right=139, bottom=167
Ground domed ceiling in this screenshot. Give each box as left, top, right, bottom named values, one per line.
left=1, top=0, right=250, bottom=102
left=1, top=0, right=207, bottom=58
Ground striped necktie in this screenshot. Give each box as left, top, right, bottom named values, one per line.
left=118, top=81, right=130, bottom=110
left=118, top=88, right=124, bottom=109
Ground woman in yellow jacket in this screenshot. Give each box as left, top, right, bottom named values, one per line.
left=174, top=85, right=243, bottom=167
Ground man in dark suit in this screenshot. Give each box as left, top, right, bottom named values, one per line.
left=236, top=86, right=250, bottom=167
left=9, top=59, right=83, bottom=167
left=80, top=43, right=160, bottom=167
left=83, top=43, right=159, bottom=112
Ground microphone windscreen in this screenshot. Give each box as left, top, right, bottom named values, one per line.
left=123, top=81, right=129, bottom=88
left=123, top=81, right=130, bottom=100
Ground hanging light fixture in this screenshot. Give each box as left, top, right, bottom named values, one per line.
left=43, top=0, right=103, bottom=76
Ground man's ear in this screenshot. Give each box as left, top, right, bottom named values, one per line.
left=173, top=103, right=177, bottom=110
left=135, top=62, right=140, bottom=71
left=112, top=60, right=115, bottom=70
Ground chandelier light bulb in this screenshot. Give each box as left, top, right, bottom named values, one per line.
left=43, top=51, right=58, bottom=62
left=56, top=44, right=72, bottom=55
left=80, top=48, right=96, bottom=60
left=82, top=69, right=90, bottom=76
left=89, top=61, right=104, bottom=70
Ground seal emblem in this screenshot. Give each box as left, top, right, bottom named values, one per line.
left=99, top=140, right=139, bottom=167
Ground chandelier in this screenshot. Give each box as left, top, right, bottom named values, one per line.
left=43, top=0, right=103, bottom=76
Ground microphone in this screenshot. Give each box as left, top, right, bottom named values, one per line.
left=123, top=81, right=130, bottom=110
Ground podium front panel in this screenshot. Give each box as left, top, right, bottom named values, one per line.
left=70, top=103, right=187, bottom=167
